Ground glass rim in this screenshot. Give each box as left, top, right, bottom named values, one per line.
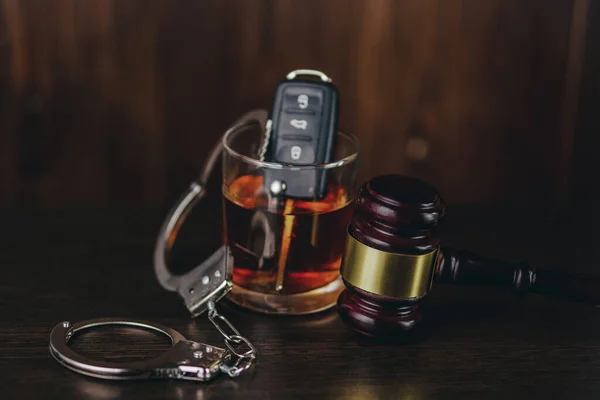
left=222, top=121, right=359, bottom=171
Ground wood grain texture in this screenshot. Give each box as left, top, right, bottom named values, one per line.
left=1, top=207, right=600, bottom=399
left=572, top=0, right=600, bottom=206
left=0, top=0, right=590, bottom=207
left=557, top=0, right=590, bottom=204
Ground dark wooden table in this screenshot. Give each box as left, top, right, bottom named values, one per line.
left=2, top=205, right=600, bottom=399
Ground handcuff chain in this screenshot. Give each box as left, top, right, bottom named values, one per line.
left=207, top=301, right=256, bottom=378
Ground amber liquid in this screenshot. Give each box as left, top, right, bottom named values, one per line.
left=223, top=174, right=354, bottom=295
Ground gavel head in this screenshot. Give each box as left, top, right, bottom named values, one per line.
left=337, top=174, right=446, bottom=338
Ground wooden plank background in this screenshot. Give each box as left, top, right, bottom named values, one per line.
left=0, top=0, right=593, bottom=208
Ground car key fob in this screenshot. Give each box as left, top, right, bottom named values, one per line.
left=260, top=69, right=339, bottom=200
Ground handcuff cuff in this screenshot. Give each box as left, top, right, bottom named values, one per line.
left=48, top=109, right=269, bottom=382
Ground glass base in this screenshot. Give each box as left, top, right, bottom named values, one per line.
left=226, top=276, right=345, bottom=315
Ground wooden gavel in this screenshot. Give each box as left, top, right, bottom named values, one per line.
left=337, top=174, right=600, bottom=338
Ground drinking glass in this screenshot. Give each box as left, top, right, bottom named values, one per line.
left=222, top=119, right=359, bottom=314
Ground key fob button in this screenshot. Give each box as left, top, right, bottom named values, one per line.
left=276, top=144, right=315, bottom=164
left=283, top=90, right=323, bottom=113
left=278, top=113, right=320, bottom=137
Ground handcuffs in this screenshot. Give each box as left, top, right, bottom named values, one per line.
left=49, top=110, right=268, bottom=382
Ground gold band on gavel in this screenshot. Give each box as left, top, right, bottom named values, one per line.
left=340, top=232, right=439, bottom=299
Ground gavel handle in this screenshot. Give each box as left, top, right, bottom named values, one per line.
left=434, top=248, right=600, bottom=306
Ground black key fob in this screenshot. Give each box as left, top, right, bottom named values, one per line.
left=260, top=69, right=339, bottom=200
